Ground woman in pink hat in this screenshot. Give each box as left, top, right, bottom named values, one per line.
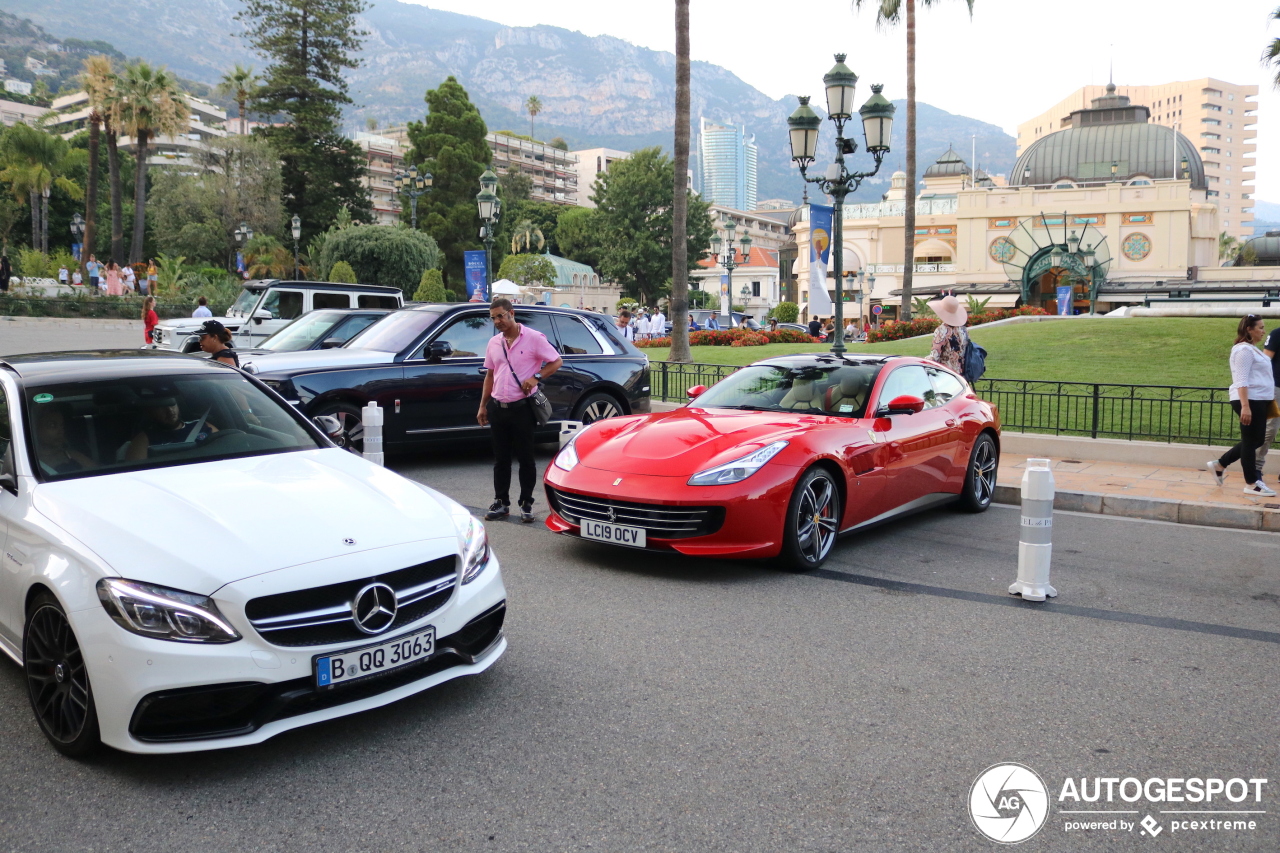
left=928, top=291, right=968, bottom=374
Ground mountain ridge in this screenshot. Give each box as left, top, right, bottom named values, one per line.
left=0, top=0, right=1017, bottom=202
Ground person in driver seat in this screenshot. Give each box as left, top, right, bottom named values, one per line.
left=33, top=402, right=95, bottom=474
left=125, top=390, right=218, bottom=461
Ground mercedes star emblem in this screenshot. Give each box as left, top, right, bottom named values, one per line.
left=351, top=582, right=398, bottom=634
left=343, top=537, right=357, bottom=546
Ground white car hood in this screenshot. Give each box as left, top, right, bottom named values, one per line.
left=32, top=449, right=460, bottom=596
left=241, top=348, right=397, bottom=374
left=156, top=316, right=241, bottom=332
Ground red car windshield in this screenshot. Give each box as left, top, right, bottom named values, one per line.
left=693, top=363, right=882, bottom=418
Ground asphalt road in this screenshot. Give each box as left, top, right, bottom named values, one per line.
left=0, top=321, right=1277, bottom=851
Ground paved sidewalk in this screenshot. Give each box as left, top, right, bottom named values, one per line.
left=996, top=452, right=1280, bottom=532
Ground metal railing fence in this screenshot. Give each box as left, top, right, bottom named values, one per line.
left=650, top=361, right=1241, bottom=446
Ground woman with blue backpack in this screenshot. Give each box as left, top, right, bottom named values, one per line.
left=929, top=291, right=987, bottom=383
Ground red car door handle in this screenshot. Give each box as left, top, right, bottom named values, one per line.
left=945, top=419, right=957, bottom=427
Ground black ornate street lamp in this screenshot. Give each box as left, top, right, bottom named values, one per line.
left=291, top=214, right=301, bottom=280
left=787, top=54, right=895, bottom=355
left=395, top=164, right=432, bottom=229
left=476, top=169, right=502, bottom=294
left=709, top=219, right=752, bottom=320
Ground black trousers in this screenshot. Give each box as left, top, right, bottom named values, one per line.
left=1220, top=400, right=1271, bottom=485
left=488, top=398, right=537, bottom=506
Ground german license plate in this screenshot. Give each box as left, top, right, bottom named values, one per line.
left=313, top=626, right=435, bottom=689
left=580, top=519, right=647, bottom=548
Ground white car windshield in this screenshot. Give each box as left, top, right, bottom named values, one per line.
left=24, top=373, right=323, bottom=481
left=229, top=288, right=261, bottom=317
left=692, top=362, right=883, bottom=417
left=258, top=311, right=350, bottom=351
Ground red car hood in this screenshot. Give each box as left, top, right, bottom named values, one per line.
left=576, top=407, right=813, bottom=476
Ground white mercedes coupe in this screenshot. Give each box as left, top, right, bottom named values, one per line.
left=0, top=351, right=506, bottom=755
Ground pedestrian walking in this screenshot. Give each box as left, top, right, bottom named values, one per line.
left=808, top=315, right=822, bottom=338
left=1258, top=322, right=1280, bottom=478
left=196, top=319, right=239, bottom=367
left=145, top=259, right=157, bottom=296
left=1, top=253, right=12, bottom=292
left=689, top=314, right=702, bottom=332
left=768, top=318, right=779, bottom=333
left=928, top=292, right=969, bottom=374
left=1209, top=315, right=1278, bottom=496
left=477, top=298, right=563, bottom=523
left=57, top=265, right=69, bottom=286
left=707, top=311, right=721, bottom=330
left=121, top=263, right=136, bottom=293
left=141, top=296, right=159, bottom=344
left=192, top=296, right=213, bottom=318
left=85, top=255, right=100, bottom=291
left=616, top=310, right=635, bottom=341
left=651, top=307, right=667, bottom=339
left=104, top=260, right=122, bottom=296
left=71, top=269, right=82, bottom=286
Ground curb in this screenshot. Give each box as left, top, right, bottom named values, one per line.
left=993, top=484, right=1280, bottom=532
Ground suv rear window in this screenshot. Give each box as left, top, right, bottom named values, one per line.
left=358, top=295, right=401, bottom=309
left=313, top=292, right=351, bottom=310
left=551, top=315, right=603, bottom=355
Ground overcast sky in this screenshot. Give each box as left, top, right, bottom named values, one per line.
left=404, top=0, right=1279, bottom=202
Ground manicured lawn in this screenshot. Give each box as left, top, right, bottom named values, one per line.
left=645, top=318, right=1244, bottom=388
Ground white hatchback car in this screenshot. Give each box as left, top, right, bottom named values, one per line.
left=0, top=351, right=505, bottom=755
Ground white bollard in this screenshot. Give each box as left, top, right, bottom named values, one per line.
left=559, top=421, right=583, bottom=449
left=1009, top=458, right=1058, bottom=601
left=362, top=401, right=384, bottom=467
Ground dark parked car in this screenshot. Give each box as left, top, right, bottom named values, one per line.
left=245, top=304, right=651, bottom=449
left=237, top=308, right=392, bottom=361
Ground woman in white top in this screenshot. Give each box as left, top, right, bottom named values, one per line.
left=1209, top=314, right=1278, bottom=496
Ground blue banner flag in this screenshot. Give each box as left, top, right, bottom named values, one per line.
left=465, top=250, right=488, bottom=301
left=808, top=204, right=834, bottom=316
left=1056, top=285, right=1073, bottom=315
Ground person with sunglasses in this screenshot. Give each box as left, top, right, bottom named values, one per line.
left=1209, top=314, right=1277, bottom=496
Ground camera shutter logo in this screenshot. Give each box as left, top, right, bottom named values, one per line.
left=968, top=763, right=1050, bottom=844
left=351, top=582, right=398, bottom=635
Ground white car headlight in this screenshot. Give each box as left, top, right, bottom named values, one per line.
left=554, top=433, right=581, bottom=472
left=96, top=579, right=241, bottom=643
left=688, top=440, right=789, bottom=486
left=451, top=504, right=491, bottom=584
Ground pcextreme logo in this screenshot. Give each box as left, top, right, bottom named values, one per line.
left=969, top=763, right=1269, bottom=844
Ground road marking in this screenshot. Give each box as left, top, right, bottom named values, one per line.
left=809, top=567, right=1280, bottom=646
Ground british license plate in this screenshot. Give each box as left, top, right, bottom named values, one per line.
left=580, top=519, right=647, bottom=548
left=313, top=626, right=435, bottom=689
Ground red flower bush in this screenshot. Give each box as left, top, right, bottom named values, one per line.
left=634, top=327, right=820, bottom=348
left=865, top=306, right=1049, bottom=343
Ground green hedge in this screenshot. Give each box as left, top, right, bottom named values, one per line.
left=0, top=294, right=230, bottom=320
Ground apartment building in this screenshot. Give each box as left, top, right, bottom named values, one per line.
left=48, top=91, right=227, bottom=170
left=1018, top=78, right=1258, bottom=239
left=0, top=97, right=45, bottom=127
left=697, top=118, right=758, bottom=211
left=487, top=132, right=579, bottom=205
left=570, top=147, right=630, bottom=208
left=353, top=131, right=406, bottom=226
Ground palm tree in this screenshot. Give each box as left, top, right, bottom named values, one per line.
left=217, top=63, right=258, bottom=136
left=510, top=219, right=545, bottom=253
left=115, top=61, right=187, bottom=263
left=668, top=0, right=693, bottom=363
left=1264, top=7, right=1280, bottom=89
left=525, top=95, right=543, bottom=139
left=80, top=55, right=115, bottom=269
left=1220, top=231, right=1242, bottom=263
left=0, top=123, right=84, bottom=252
left=853, top=0, right=974, bottom=321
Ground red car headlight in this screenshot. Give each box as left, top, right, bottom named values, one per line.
left=688, top=441, right=788, bottom=486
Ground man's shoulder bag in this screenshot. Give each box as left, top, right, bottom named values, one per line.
left=500, top=342, right=553, bottom=426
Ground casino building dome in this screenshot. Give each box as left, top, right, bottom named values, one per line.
left=1011, top=84, right=1205, bottom=190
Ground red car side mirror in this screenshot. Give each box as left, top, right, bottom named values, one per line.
left=883, top=394, right=925, bottom=415
left=687, top=384, right=707, bottom=399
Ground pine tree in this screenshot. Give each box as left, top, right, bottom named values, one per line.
left=237, top=0, right=372, bottom=241
left=404, top=77, right=492, bottom=289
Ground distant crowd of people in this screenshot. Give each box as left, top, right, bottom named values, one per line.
left=53, top=255, right=159, bottom=297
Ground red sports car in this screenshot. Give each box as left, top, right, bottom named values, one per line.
left=544, top=353, right=1000, bottom=570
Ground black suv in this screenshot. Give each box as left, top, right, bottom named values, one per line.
left=245, top=303, right=651, bottom=449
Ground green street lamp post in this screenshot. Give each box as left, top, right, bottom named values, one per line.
left=476, top=169, right=502, bottom=296
left=709, top=219, right=751, bottom=322
left=787, top=54, right=894, bottom=355
left=395, top=164, right=433, bottom=229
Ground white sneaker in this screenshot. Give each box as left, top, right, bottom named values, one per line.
left=1207, top=461, right=1225, bottom=486
left=1244, top=482, right=1277, bottom=497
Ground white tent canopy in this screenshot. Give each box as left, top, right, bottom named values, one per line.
left=490, top=279, right=522, bottom=296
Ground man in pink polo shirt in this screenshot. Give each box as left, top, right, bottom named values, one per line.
left=477, top=298, right=563, bottom=522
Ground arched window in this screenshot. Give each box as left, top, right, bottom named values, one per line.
left=572, top=274, right=579, bottom=285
